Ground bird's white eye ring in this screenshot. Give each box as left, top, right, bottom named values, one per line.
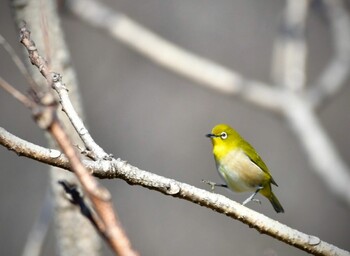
left=220, top=132, right=228, bottom=140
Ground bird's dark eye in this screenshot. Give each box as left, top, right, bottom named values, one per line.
left=220, top=132, right=228, bottom=140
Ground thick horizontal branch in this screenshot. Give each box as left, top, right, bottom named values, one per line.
left=0, top=127, right=348, bottom=256
left=15, top=24, right=139, bottom=256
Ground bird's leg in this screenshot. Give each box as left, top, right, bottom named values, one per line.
left=202, top=180, right=228, bottom=191
left=242, top=187, right=263, bottom=206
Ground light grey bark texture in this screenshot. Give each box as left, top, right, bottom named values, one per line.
left=10, top=0, right=101, bottom=255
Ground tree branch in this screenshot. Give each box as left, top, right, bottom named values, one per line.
left=0, top=24, right=138, bottom=256
left=281, top=93, right=350, bottom=205
left=271, top=0, right=350, bottom=206
left=66, top=0, right=350, bottom=206
left=0, top=126, right=348, bottom=256
left=66, top=0, right=284, bottom=112
left=307, top=0, right=350, bottom=109
left=2, top=1, right=348, bottom=255
left=271, top=0, right=309, bottom=91
left=10, top=0, right=102, bottom=254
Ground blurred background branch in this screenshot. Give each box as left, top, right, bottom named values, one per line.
left=66, top=0, right=350, bottom=206
left=1, top=0, right=350, bottom=255
left=308, top=0, right=350, bottom=108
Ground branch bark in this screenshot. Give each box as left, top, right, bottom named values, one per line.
left=3, top=0, right=349, bottom=255
left=14, top=24, right=138, bottom=256
left=10, top=0, right=101, bottom=255
left=0, top=126, right=349, bottom=256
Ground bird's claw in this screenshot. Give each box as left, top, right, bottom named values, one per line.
left=242, top=197, right=261, bottom=206
left=251, top=198, right=261, bottom=204
left=201, top=180, right=216, bottom=191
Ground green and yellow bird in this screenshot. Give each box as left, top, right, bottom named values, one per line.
left=206, top=124, right=284, bottom=213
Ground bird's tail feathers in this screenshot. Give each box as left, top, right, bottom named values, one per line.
left=260, top=186, right=284, bottom=213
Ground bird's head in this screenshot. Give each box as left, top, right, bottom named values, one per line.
left=206, top=124, right=241, bottom=147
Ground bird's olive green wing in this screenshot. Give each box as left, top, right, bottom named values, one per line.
left=239, top=140, right=278, bottom=186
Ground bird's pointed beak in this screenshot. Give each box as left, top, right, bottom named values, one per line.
left=206, top=133, right=215, bottom=138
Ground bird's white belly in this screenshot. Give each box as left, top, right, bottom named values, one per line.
left=216, top=149, right=264, bottom=192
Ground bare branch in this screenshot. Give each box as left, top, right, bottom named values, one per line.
left=51, top=73, right=109, bottom=160
left=66, top=0, right=284, bottom=112
left=58, top=180, right=105, bottom=233
left=17, top=24, right=138, bottom=256
left=3, top=1, right=349, bottom=254
left=271, top=0, right=350, bottom=206
left=308, top=0, right=350, bottom=108
left=10, top=0, right=102, bottom=254
left=49, top=120, right=138, bottom=255
left=271, top=0, right=309, bottom=90
left=281, top=93, right=350, bottom=206
left=0, top=76, right=34, bottom=108
left=66, top=0, right=350, bottom=206
left=0, top=32, right=39, bottom=91
left=19, top=26, right=109, bottom=160
left=0, top=126, right=348, bottom=256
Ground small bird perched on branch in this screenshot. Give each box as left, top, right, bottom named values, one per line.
left=205, top=124, right=284, bottom=213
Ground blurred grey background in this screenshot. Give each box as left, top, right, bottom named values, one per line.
left=1, top=0, right=349, bottom=255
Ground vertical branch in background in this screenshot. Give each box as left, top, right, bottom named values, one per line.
left=67, top=0, right=350, bottom=206
left=271, top=0, right=309, bottom=90
left=308, top=0, right=350, bottom=108
left=272, top=0, right=350, bottom=206
left=9, top=0, right=101, bottom=255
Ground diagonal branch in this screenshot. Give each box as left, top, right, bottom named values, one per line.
left=66, top=0, right=350, bottom=206
left=66, top=0, right=283, bottom=112
left=0, top=126, right=348, bottom=256
left=19, top=27, right=109, bottom=160
left=1, top=24, right=139, bottom=256
left=281, top=93, right=350, bottom=205
left=271, top=0, right=350, bottom=206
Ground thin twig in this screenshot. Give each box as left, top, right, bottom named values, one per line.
left=0, top=32, right=39, bottom=91
left=19, top=26, right=109, bottom=160
left=51, top=72, right=109, bottom=160
left=0, top=76, right=34, bottom=108
left=0, top=126, right=348, bottom=256
left=17, top=24, right=138, bottom=256
left=10, top=1, right=102, bottom=255
left=58, top=180, right=105, bottom=234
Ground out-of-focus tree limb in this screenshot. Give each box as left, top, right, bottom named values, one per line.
left=273, top=0, right=350, bottom=206
left=307, top=0, right=350, bottom=109
left=271, top=0, right=309, bottom=91
left=66, top=0, right=284, bottom=112
left=66, top=0, right=350, bottom=206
